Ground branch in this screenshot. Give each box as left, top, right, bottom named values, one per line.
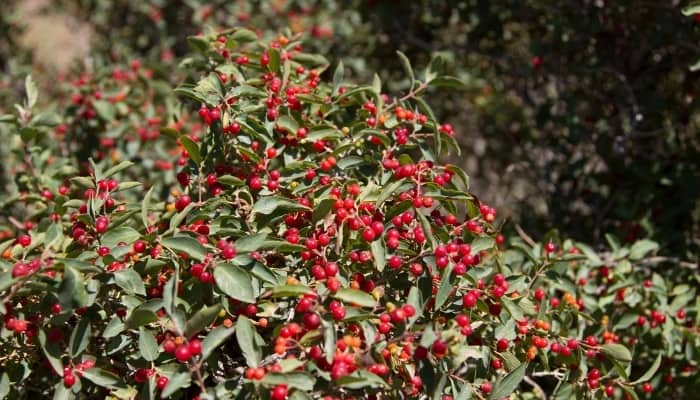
left=524, top=376, right=547, bottom=400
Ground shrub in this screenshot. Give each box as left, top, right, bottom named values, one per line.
left=0, top=27, right=697, bottom=400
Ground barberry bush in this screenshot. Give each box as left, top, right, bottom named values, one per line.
left=0, top=26, right=697, bottom=400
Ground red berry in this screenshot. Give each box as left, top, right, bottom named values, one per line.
left=462, top=293, right=477, bottom=308
left=271, top=385, right=287, bottom=400
left=63, top=373, right=76, bottom=387
left=605, top=384, right=615, bottom=397
left=175, top=195, right=191, bottom=211
left=175, top=344, right=191, bottom=362
left=302, top=312, right=321, bottom=329
left=402, top=304, right=416, bottom=317
left=94, top=216, right=109, bottom=234
left=188, top=339, right=202, bottom=356
left=157, top=376, right=169, bottom=389
left=534, top=288, right=545, bottom=301
left=17, top=235, right=31, bottom=247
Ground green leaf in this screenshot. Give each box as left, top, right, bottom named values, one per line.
left=70, top=176, right=94, bottom=189
left=103, top=161, right=134, bottom=179
left=141, top=185, right=155, bottom=228
left=620, top=385, right=639, bottom=400
left=261, top=372, right=316, bottom=391
left=217, top=175, right=244, bottom=186
left=337, top=370, right=389, bottom=389
left=271, top=284, right=313, bottom=297
left=500, top=351, right=522, bottom=371
left=629, top=354, right=661, bottom=385
left=690, top=58, right=700, bottom=72
left=31, top=111, right=61, bottom=127
left=161, top=370, right=192, bottom=398
left=235, top=233, right=268, bottom=253
left=454, top=380, right=472, bottom=400
left=371, top=240, right=386, bottom=272
left=185, top=304, right=222, bottom=337
left=52, top=382, right=73, bottom=400
left=333, top=288, right=376, bottom=308
left=93, top=100, right=116, bottom=121
left=187, top=36, right=210, bottom=53
left=161, top=235, right=207, bottom=261
left=126, top=308, right=158, bottom=329
left=332, top=61, right=344, bottom=96
left=501, top=297, right=525, bottom=321
left=252, top=196, right=310, bottom=215
left=323, top=320, right=336, bottom=364
left=25, top=75, right=38, bottom=108
left=304, top=127, right=342, bottom=141
left=600, top=343, right=633, bottom=363
left=372, top=73, right=382, bottom=95
left=180, top=136, right=202, bottom=164
left=139, top=327, right=159, bottom=361
left=312, top=198, right=336, bottom=223
left=58, top=265, right=88, bottom=309
left=101, top=226, right=141, bottom=248
left=429, top=76, right=465, bottom=88
left=174, top=85, right=208, bottom=104
left=19, top=127, right=39, bottom=142
left=236, top=315, right=262, bottom=367
left=629, top=239, right=659, bottom=260
left=575, top=242, right=603, bottom=266
left=337, top=156, right=364, bottom=170
left=277, top=115, right=299, bottom=133
left=214, top=264, right=256, bottom=303
left=45, top=223, right=64, bottom=251
left=232, top=28, right=257, bottom=43
left=82, top=368, right=124, bottom=389
left=471, top=236, right=495, bottom=253
left=0, top=114, right=16, bottom=124
left=69, top=318, right=91, bottom=357
left=38, top=330, right=65, bottom=376
left=169, top=202, right=196, bottom=230
left=201, top=326, right=236, bottom=360
left=268, top=48, right=281, bottom=74
left=396, top=51, right=415, bottom=87
left=681, top=5, right=700, bottom=15
left=445, top=165, right=470, bottom=190
left=406, top=286, right=423, bottom=328
left=114, top=268, right=146, bottom=296
left=376, top=179, right=405, bottom=205
left=416, top=211, right=437, bottom=249
left=489, top=362, right=527, bottom=400
left=434, top=265, right=453, bottom=310
left=334, top=85, right=375, bottom=103
left=0, top=372, right=9, bottom=399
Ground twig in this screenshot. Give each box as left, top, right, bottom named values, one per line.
left=515, top=224, right=537, bottom=247
left=524, top=376, right=547, bottom=400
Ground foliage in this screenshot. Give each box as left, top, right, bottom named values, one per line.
left=42, top=0, right=700, bottom=261
left=0, top=25, right=697, bottom=400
